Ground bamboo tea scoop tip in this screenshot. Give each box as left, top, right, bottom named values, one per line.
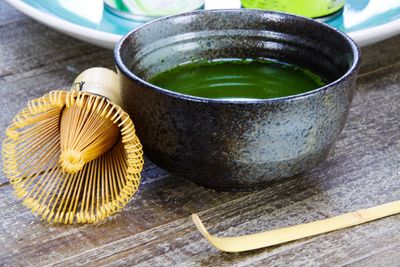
left=192, top=214, right=209, bottom=237
left=191, top=214, right=234, bottom=253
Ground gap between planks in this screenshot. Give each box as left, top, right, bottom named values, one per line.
left=358, top=60, right=400, bottom=79
left=338, top=243, right=400, bottom=266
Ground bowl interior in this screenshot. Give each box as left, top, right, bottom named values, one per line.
left=117, top=9, right=358, bottom=97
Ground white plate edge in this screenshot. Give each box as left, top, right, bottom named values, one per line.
left=6, top=0, right=400, bottom=49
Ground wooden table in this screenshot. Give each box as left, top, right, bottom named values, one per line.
left=1, top=1, right=400, bottom=266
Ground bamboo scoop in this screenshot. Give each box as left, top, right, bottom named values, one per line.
left=2, top=68, right=143, bottom=224
left=192, top=200, right=400, bottom=252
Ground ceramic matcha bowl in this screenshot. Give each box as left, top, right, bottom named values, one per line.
left=115, top=9, right=360, bottom=190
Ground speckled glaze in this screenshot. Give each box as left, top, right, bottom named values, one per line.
left=115, top=9, right=360, bottom=190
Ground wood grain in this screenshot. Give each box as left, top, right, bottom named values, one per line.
left=1, top=0, right=400, bottom=265
left=0, top=0, right=24, bottom=25
left=50, top=63, right=400, bottom=266
left=359, top=35, right=400, bottom=76
left=346, top=244, right=400, bottom=267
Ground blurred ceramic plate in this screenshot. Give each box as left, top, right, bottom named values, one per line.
left=6, top=0, right=400, bottom=49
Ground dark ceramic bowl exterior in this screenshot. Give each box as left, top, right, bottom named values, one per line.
left=115, top=9, right=360, bottom=190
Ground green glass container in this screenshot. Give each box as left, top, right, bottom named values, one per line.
left=104, top=0, right=205, bottom=21
left=241, top=0, right=346, bottom=18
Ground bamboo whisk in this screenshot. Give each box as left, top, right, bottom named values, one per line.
left=2, top=68, right=144, bottom=224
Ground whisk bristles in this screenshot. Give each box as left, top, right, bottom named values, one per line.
left=2, top=90, right=143, bottom=224
left=60, top=92, right=120, bottom=174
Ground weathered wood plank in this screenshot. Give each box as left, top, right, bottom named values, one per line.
left=0, top=172, right=249, bottom=266
left=47, top=149, right=400, bottom=266
left=1, top=50, right=399, bottom=266
left=47, top=61, right=400, bottom=266
left=359, top=34, right=400, bottom=76
left=0, top=0, right=25, bottom=25
left=345, top=244, right=400, bottom=267
left=0, top=19, right=112, bottom=80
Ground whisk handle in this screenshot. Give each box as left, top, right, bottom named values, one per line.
left=73, top=67, right=123, bottom=106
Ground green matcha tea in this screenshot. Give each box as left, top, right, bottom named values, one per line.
left=149, top=59, right=327, bottom=100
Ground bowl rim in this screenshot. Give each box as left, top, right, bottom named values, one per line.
left=114, top=9, right=361, bottom=105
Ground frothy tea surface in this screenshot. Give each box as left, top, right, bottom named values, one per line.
left=149, top=59, right=327, bottom=100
